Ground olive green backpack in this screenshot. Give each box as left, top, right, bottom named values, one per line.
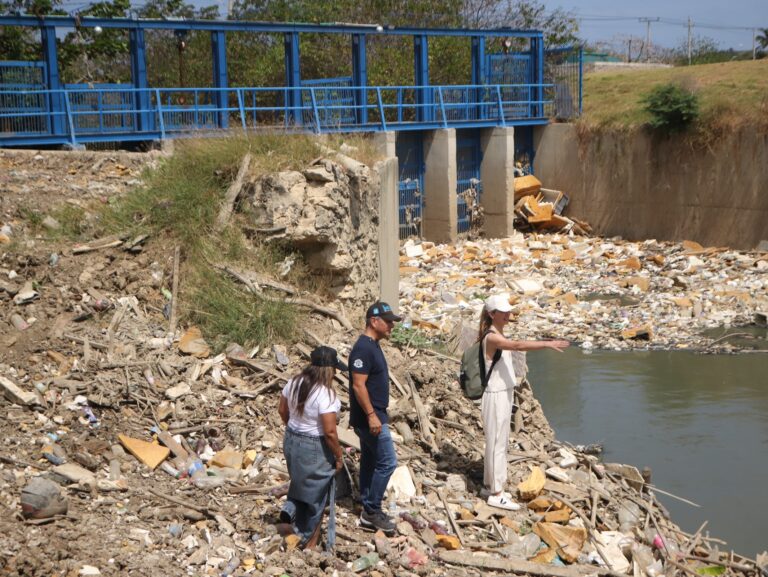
left=459, top=332, right=501, bottom=400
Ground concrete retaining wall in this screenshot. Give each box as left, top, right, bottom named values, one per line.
left=533, top=124, right=768, bottom=250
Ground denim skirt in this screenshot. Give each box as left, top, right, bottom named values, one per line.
left=283, top=428, right=335, bottom=505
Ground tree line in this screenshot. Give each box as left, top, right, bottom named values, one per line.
left=0, top=0, right=579, bottom=86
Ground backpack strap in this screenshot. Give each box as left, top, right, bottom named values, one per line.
left=479, top=330, right=503, bottom=388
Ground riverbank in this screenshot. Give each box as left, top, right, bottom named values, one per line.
left=1, top=145, right=765, bottom=576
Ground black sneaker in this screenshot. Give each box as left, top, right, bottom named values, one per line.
left=278, top=509, right=293, bottom=524
left=360, top=509, right=396, bottom=535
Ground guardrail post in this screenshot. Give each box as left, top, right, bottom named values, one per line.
left=309, top=88, right=321, bottom=133
left=40, top=25, right=65, bottom=138
left=437, top=87, right=448, bottom=128
left=495, top=85, right=506, bottom=127
left=155, top=89, right=166, bottom=140
left=236, top=89, right=246, bottom=130
left=211, top=30, right=229, bottom=129
left=376, top=87, right=387, bottom=131
left=63, top=91, right=77, bottom=146
left=352, top=33, right=368, bottom=125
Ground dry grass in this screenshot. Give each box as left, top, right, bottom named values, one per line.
left=581, top=59, right=768, bottom=132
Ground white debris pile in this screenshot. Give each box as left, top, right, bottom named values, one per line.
left=398, top=234, right=768, bottom=352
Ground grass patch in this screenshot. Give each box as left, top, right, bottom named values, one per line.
left=390, top=325, right=452, bottom=356
left=17, top=203, right=87, bottom=240
left=184, top=266, right=298, bottom=351
left=582, top=60, right=768, bottom=133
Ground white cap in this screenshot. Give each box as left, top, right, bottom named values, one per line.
left=484, top=294, right=513, bottom=313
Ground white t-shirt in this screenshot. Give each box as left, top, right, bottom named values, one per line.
left=281, top=377, right=341, bottom=437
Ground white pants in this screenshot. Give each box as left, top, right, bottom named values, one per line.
left=481, top=387, right=514, bottom=494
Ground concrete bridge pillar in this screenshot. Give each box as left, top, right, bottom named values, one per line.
left=422, top=128, right=457, bottom=244
left=480, top=126, right=516, bottom=238
left=373, top=131, right=396, bottom=158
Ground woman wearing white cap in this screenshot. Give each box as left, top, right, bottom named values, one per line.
left=478, top=294, right=569, bottom=510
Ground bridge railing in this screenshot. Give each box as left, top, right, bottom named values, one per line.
left=0, top=83, right=553, bottom=146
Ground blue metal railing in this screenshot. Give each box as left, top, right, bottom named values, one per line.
left=0, top=83, right=554, bottom=146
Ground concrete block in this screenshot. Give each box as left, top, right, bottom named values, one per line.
left=422, top=129, right=457, bottom=243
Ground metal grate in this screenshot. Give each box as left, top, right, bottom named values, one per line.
left=396, top=131, right=424, bottom=240
left=456, top=128, right=483, bottom=235
left=301, top=77, right=356, bottom=128
left=544, top=46, right=582, bottom=119
left=487, top=54, right=533, bottom=119
left=0, top=61, right=49, bottom=135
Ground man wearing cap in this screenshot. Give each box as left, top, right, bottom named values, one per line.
left=348, top=301, right=402, bottom=535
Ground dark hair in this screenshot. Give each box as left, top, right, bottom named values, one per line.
left=478, top=306, right=493, bottom=342
left=290, top=365, right=336, bottom=417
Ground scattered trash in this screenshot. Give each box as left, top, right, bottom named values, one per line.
left=20, top=478, right=68, bottom=519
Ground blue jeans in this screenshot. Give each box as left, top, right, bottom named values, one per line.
left=355, top=424, right=397, bottom=514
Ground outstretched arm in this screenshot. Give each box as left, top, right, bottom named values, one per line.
left=486, top=332, right=570, bottom=353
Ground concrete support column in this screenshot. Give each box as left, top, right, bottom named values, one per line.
left=372, top=131, right=396, bottom=158
left=422, top=129, right=457, bottom=244
left=480, top=126, right=516, bottom=238
left=377, top=156, right=400, bottom=311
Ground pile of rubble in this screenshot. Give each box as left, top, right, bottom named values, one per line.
left=1, top=148, right=765, bottom=577
left=399, top=234, right=767, bottom=353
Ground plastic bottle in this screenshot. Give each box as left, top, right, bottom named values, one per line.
left=219, top=556, right=240, bottom=576
left=631, top=544, right=656, bottom=577
left=349, top=552, right=379, bottom=572
left=193, top=475, right=227, bottom=489
left=159, top=461, right=180, bottom=478
left=399, top=511, right=426, bottom=531
left=618, top=501, right=641, bottom=533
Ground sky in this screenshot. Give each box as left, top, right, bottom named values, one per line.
left=543, top=0, right=768, bottom=50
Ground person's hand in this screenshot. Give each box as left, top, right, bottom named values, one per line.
left=335, top=456, right=344, bottom=472
left=548, top=340, right=570, bottom=352
left=368, top=412, right=382, bottom=436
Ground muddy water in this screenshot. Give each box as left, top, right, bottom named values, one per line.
left=528, top=348, right=768, bottom=558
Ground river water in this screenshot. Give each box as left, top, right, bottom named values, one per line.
left=527, top=348, right=768, bottom=559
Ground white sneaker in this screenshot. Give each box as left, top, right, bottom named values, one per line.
left=487, top=493, right=521, bottom=511
left=480, top=488, right=514, bottom=499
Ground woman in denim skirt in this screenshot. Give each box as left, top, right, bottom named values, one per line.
left=278, top=346, right=346, bottom=550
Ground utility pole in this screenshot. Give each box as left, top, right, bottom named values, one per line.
left=639, top=17, right=660, bottom=61
left=687, top=17, right=693, bottom=65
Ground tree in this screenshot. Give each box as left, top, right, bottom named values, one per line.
left=0, top=0, right=65, bottom=61
left=461, top=0, right=580, bottom=48
left=757, top=28, right=768, bottom=50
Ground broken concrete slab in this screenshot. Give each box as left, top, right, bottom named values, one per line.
left=118, top=434, right=170, bottom=470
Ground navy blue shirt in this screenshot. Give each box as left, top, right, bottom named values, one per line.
left=348, top=334, right=390, bottom=429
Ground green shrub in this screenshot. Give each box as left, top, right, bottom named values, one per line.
left=642, top=83, right=700, bottom=133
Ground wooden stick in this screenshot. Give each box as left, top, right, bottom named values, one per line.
left=215, top=152, right=251, bottom=231
left=0, top=454, right=46, bottom=470
left=439, top=490, right=465, bottom=546
left=437, top=550, right=627, bottom=577
left=72, top=239, right=123, bottom=254
left=646, top=484, right=701, bottom=508
left=146, top=488, right=216, bottom=516
left=63, top=333, right=108, bottom=351
left=406, top=373, right=437, bottom=452
left=168, top=246, right=181, bottom=337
